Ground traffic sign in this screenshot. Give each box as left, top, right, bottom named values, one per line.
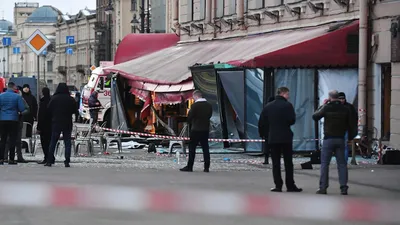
left=2, top=37, right=11, bottom=46
left=66, top=36, right=74, bottom=44
left=90, top=65, right=96, bottom=71
left=13, top=47, right=21, bottom=54
left=25, top=29, right=51, bottom=56
left=66, top=47, right=73, bottom=55
left=42, top=50, right=47, bottom=55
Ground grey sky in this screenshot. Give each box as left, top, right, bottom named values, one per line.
left=1, top=0, right=96, bottom=23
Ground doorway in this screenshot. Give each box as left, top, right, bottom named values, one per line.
left=381, top=64, right=391, bottom=140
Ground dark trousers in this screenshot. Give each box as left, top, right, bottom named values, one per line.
left=270, top=143, right=295, bottom=189
left=40, top=131, right=51, bottom=162
left=90, top=111, right=98, bottom=131
left=6, top=121, right=24, bottom=160
left=49, top=126, right=72, bottom=164
left=264, top=142, right=270, bottom=163
left=0, top=121, right=19, bottom=161
left=187, top=131, right=210, bottom=170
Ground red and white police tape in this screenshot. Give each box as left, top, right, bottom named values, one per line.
left=0, top=181, right=398, bottom=223
left=95, top=126, right=319, bottom=143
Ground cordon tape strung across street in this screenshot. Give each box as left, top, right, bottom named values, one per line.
left=0, top=181, right=398, bottom=223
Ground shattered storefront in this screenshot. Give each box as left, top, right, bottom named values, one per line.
left=105, top=20, right=359, bottom=152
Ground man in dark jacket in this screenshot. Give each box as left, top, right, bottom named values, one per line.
left=37, top=87, right=52, bottom=164
left=21, top=84, right=38, bottom=138
left=45, top=83, right=76, bottom=168
left=338, top=92, right=357, bottom=163
left=180, top=90, right=213, bottom=172
left=259, top=96, right=275, bottom=165
left=313, top=90, right=356, bottom=195
left=88, top=91, right=101, bottom=130
left=0, top=82, right=26, bottom=165
left=74, top=92, right=81, bottom=123
left=258, top=87, right=302, bottom=192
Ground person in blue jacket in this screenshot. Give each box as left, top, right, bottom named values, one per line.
left=0, top=82, right=26, bottom=165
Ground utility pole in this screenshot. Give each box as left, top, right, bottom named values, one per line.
left=146, top=0, right=150, bottom=33
left=140, top=0, right=145, bottom=33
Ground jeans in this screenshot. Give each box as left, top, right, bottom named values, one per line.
left=187, top=131, right=210, bottom=170
left=48, top=126, right=72, bottom=164
left=270, top=143, right=296, bottom=189
left=320, top=138, right=348, bottom=190
left=0, top=121, right=19, bottom=161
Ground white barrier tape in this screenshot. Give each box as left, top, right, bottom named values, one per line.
left=0, top=181, right=398, bottom=223
left=96, top=126, right=319, bottom=143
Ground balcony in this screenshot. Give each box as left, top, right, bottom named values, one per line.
left=76, top=64, right=86, bottom=73
left=57, top=66, right=67, bottom=75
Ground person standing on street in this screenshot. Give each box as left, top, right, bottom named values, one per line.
left=259, top=96, right=275, bottom=165
left=180, top=90, right=213, bottom=173
left=88, top=91, right=102, bottom=130
left=45, top=83, right=76, bottom=168
left=11, top=87, right=30, bottom=163
left=21, top=84, right=37, bottom=138
left=258, top=87, right=302, bottom=192
left=313, top=90, right=357, bottom=195
left=37, top=87, right=52, bottom=164
left=338, top=92, right=358, bottom=164
left=74, top=92, right=81, bottom=123
left=0, top=82, right=26, bottom=165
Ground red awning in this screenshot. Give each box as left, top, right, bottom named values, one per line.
left=127, top=80, right=194, bottom=93
left=114, top=34, right=179, bottom=65
left=241, top=21, right=359, bottom=68
left=154, top=91, right=193, bottom=105
left=129, top=87, right=149, bottom=101
left=107, top=21, right=358, bottom=86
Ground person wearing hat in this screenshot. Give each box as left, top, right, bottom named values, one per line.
left=338, top=92, right=357, bottom=163
left=313, top=90, right=357, bottom=195
left=21, top=84, right=38, bottom=138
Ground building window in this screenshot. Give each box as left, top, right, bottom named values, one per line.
left=47, top=61, right=53, bottom=72
left=131, top=0, right=137, bottom=11
left=216, top=0, right=225, bottom=18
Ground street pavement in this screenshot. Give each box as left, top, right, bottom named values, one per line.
left=0, top=148, right=399, bottom=225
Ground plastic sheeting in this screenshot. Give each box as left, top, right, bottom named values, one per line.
left=275, top=69, right=316, bottom=151
left=245, top=69, right=264, bottom=152
left=110, top=78, right=129, bottom=130
left=318, top=69, right=358, bottom=142
left=219, top=71, right=245, bottom=124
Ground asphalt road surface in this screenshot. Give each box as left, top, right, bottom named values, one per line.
left=0, top=157, right=399, bottom=225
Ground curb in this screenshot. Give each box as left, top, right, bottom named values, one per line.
left=0, top=181, right=399, bottom=223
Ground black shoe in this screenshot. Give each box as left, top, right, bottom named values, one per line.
left=17, top=159, right=28, bottom=163
left=44, top=163, right=52, bottom=167
left=287, top=187, right=303, bottom=193
left=179, top=166, right=193, bottom=172
left=204, top=168, right=209, bottom=173
left=262, top=161, right=269, bottom=165
left=8, top=161, right=18, bottom=165
left=270, top=187, right=282, bottom=192
left=38, top=160, right=46, bottom=164
left=0, top=160, right=3, bottom=165
left=340, top=186, right=348, bottom=195
left=316, top=189, right=327, bottom=195
left=64, top=162, right=70, bottom=168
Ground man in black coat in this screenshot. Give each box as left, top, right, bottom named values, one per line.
left=338, top=92, right=357, bottom=163
left=180, top=90, right=213, bottom=173
left=45, top=83, right=76, bottom=168
left=37, top=87, right=52, bottom=164
left=258, top=87, right=302, bottom=192
left=21, top=84, right=37, bottom=137
left=259, top=96, right=275, bottom=165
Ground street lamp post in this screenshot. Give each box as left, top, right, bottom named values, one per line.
left=105, top=2, right=114, bottom=61
left=146, top=0, right=150, bottom=33
left=42, top=53, right=46, bottom=85
left=1, top=57, right=5, bottom=76
left=20, top=54, right=23, bottom=76
left=140, top=0, right=145, bottom=33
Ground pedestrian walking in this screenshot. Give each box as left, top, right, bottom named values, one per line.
left=45, top=83, right=76, bottom=168
left=37, top=87, right=52, bottom=164
left=259, top=96, right=275, bottom=165
left=313, top=90, right=357, bottom=195
left=88, top=91, right=101, bottom=131
left=0, top=82, right=26, bottom=165
left=180, top=90, right=213, bottom=173
left=21, top=84, right=38, bottom=138
left=258, top=87, right=302, bottom=192
left=338, top=92, right=358, bottom=163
